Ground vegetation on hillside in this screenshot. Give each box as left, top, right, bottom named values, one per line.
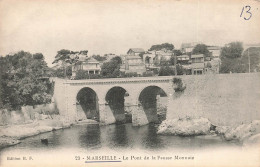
left=148, top=43, right=174, bottom=51
left=0, top=51, right=53, bottom=110
left=219, top=42, right=245, bottom=73
left=192, top=44, right=210, bottom=57
left=173, top=77, right=186, bottom=92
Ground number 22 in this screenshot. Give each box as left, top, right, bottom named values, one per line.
left=240, top=6, right=252, bottom=20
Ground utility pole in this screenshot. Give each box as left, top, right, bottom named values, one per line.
left=64, top=62, right=67, bottom=79
left=248, top=48, right=250, bottom=73
left=173, top=52, right=177, bottom=76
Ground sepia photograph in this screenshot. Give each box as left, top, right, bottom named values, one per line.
left=0, top=0, right=260, bottom=166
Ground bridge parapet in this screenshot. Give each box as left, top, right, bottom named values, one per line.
left=63, top=76, right=173, bottom=85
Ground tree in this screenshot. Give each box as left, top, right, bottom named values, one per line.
left=176, top=64, right=185, bottom=75
left=170, top=56, right=176, bottom=65
left=52, top=66, right=72, bottom=78
left=33, top=53, right=44, bottom=60
left=206, top=62, right=212, bottom=68
left=158, top=66, right=175, bottom=76
left=111, top=56, right=122, bottom=64
left=160, top=57, right=170, bottom=66
left=92, top=55, right=107, bottom=62
left=0, top=51, right=52, bottom=110
left=192, top=44, right=210, bottom=57
left=219, top=42, right=244, bottom=73
left=52, top=49, right=84, bottom=78
left=101, top=56, right=122, bottom=78
left=149, top=43, right=174, bottom=51
left=173, top=50, right=182, bottom=56
left=219, top=58, right=246, bottom=73
left=220, top=42, right=243, bottom=59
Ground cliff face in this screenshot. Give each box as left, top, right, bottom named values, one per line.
left=167, top=73, right=260, bottom=126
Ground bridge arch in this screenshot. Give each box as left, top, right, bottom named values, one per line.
left=138, top=85, right=168, bottom=123
left=105, top=86, right=132, bottom=124
left=76, top=87, right=99, bottom=121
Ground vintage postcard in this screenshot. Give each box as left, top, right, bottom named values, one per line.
left=0, top=0, right=260, bottom=166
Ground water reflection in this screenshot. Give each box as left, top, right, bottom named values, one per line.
left=1, top=123, right=241, bottom=153
left=141, top=124, right=165, bottom=150
left=78, top=124, right=101, bottom=149
left=110, top=124, right=129, bottom=148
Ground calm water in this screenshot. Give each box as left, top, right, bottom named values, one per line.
left=1, top=123, right=241, bottom=153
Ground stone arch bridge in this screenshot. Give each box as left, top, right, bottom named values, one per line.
left=53, top=76, right=175, bottom=126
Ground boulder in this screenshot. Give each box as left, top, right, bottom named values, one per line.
left=157, top=117, right=211, bottom=136
left=217, top=120, right=260, bottom=141
left=215, top=126, right=230, bottom=135
left=243, top=134, right=260, bottom=146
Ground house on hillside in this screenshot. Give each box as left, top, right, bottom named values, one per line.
left=127, top=48, right=145, bottom=56
left=204, top=59, right=220, bottom=74
left=208, top=46, right=221, bottom=59
left=155, top=49, right=173, bottom=61
left=151, top=49, right=174, bottom=65
left=103, top=54, right=120, bottom=64
left=72, top=57, right=101, bottom=77
left=177, top=55, right=190, bottom=65
left=190, top=54, right=205, bottom=75
left=143, top=51, right=156, bottom=67
left=120, top=55, right=146, bottom=75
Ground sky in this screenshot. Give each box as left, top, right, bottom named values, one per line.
left=0, top=0, right=260, bottom=66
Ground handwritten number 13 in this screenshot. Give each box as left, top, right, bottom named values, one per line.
left=240, top=6, right=252, bottom=20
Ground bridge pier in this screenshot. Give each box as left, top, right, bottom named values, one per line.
left=131, top=104, right=149, bottom=126
left=99, top=103, right=116, bottom=125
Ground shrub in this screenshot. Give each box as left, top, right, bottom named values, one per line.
left=142, top=71, right=154, bottom=77
left=75, top=70, right=102, bottom=80
left=176, top=64, right=185, bottom=75
left=124, top=72, right=138, bottom=77
left=158, top=66, right=175, bottom=76
left=173, top=77, right=186, bottom=92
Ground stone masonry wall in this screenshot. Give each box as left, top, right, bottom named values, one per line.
left=167, top=73, right=260, bottom=126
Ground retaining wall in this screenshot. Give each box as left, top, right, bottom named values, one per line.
left=167, top=73, right=260, bottom=126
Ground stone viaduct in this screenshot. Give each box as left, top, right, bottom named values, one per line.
left=53, top=76, right=175, bottom=126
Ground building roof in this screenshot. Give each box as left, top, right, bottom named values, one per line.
left=177, top=55, right=189, bottom=58
left=85, top=57, right=99, bottom=63
left=191, top=54, right=204, bottom=58
left=127, top=48, right=145, bottom=54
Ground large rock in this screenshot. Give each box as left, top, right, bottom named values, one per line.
left=216, top=120, right=260, bottom=141
left=243, top=134, right=260, bottom=146
left=0, top=116, right=72, bottom=140
left=157, top=117, right=211, bottom=136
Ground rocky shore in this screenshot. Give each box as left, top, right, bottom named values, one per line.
left=157, top=117, right=260, bottom=145
left=0, top=115, right=73, bottom=149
